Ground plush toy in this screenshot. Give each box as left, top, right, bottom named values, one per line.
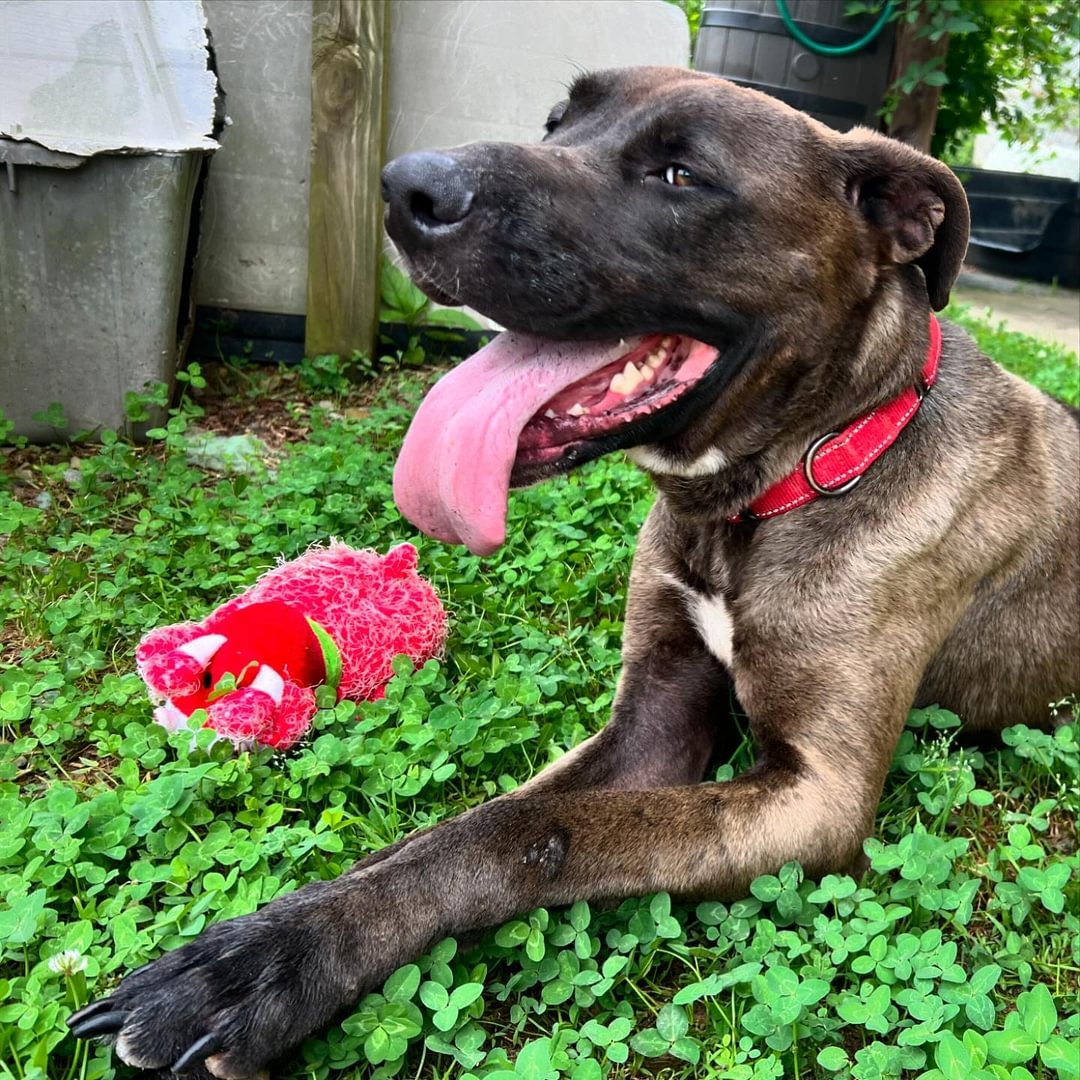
left=135, top=543, right=446, bottom=749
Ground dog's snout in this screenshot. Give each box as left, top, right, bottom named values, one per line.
left=382, top=152, right=476, bottom=240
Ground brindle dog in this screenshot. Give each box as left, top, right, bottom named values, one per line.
left=71, top=67, right=1079, bottom=1078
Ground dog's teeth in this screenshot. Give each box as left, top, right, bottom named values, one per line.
left=638, top=363, right=654, bottom=382
left=610, top=362, right=644, bottom=396
left=661, top=336, right=675, bottom=348
left=646, top=350, right=665, bottom=370
left=544, top=409, right=558, bottom=419
left=567, top=402, right=588, bottom=417
left=622, top=361, right=644, bottom=390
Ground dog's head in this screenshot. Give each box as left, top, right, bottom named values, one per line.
left=384, top=67, right=969, bottom=554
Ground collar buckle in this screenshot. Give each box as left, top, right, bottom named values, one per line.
left=804, top=431, right=862, bottom=497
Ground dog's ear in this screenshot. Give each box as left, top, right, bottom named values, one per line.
left=837, top=130, right=969, bottom=311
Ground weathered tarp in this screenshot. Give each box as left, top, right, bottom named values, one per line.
left=0, top=0, right=219, bottom=162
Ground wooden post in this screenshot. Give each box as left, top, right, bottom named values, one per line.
left=306, top=0, right=389, bottom=360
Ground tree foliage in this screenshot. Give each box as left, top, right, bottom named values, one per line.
left=671, top=0, right=1078, bottom=160
left=860, top=0, right=1080, bottom=160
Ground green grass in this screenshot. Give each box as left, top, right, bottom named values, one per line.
left=0, top=312, right=1077, bottom=1080
left=944, top=302, right=1080, bottom=406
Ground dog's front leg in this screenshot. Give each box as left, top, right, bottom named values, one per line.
left=69, top=559, right=739, bottom=1077
left=74, top=736, right=875, bottom=1080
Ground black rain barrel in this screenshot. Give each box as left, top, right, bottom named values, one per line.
left=957, top=167, right=1080, bottom=288
left=694, top=0, right=895, bottom=132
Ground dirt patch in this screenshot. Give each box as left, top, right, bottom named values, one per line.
left=954, top=271, right=1079, bottom=355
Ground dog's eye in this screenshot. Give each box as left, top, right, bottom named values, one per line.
left=663, top=165, right=696, bottom=187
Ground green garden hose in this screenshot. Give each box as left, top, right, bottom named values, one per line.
left=775, top=0, right=894, bottom=56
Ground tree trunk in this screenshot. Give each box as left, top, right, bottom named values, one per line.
left=887, top=6, right=949, bottom=153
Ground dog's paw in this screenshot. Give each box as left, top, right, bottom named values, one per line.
left=67, top=883, right=378, bottom=1078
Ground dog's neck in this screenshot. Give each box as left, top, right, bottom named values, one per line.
left=638, top=279, right=934, bottom=525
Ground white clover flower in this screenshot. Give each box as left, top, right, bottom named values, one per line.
left=47, top=949, right=87, bottom=976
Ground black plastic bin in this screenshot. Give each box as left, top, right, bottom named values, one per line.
left=957, top=167, right=1080, bottom=288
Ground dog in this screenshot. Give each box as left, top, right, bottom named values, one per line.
left=70, top=66, right=1079, bottom=1078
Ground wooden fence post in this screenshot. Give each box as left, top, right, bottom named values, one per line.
left=306, top=0, right=389, bottom=361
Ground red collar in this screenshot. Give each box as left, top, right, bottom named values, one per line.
left=730, top=314, right=941, bottom=524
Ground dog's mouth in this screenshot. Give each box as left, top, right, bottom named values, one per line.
left=393, top=332, right=720, bottom=554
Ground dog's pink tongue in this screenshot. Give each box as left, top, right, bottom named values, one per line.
left=394, top=332, right=639, bottom=555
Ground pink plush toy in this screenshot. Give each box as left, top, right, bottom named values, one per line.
left=135, top=543, right=447, bottom=749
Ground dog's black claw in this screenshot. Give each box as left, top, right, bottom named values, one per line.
left=68, top=998, right=115, bottom=1026
left=172, top=1033, right=223, bottom=1074
left=69, top=1011, right=126, bottom=1038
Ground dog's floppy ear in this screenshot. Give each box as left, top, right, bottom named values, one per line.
left=837, top=130, right=969, bottom=311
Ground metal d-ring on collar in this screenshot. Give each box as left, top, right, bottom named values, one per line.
left=803, top=379, right=929, bottom=497
left=803, top=432, right=862, bottom=496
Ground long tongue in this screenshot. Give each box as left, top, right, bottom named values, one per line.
left=393, top=332, right=642, bottom=555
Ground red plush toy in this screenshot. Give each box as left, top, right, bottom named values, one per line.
left=135, top=543, right=447, bottom=748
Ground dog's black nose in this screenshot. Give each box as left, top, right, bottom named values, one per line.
left=381, top=152, right=475, bottom=238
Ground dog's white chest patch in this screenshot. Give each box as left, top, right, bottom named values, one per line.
left=657, top=572, right=735, bottom=667
left=689, top=590, right=734, bottom=667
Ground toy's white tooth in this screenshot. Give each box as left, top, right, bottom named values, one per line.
left=251, top=664, right=285, bottom=705
left=567, top=402, right=588, bottom=417
left=177, top=634, right=227, bottom=665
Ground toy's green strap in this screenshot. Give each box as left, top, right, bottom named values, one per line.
left=307, top=618, right=342, bottom=693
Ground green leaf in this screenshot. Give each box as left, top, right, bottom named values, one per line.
left=674, top=977, right=719, bottom=1005
left=967, top=995, right=997, bottom=1031
left=513, top=1038, right=558, bottom=1080
left=936, top=1031, right=973, bottom=1077
left=656, top=1003, right=688, bottom=1042
left=630, top=1028, right=669, bottom=1057
left=1039, top=1033, right=1079, bottom=1072
left=526, top=925, right=545, bottom=962
left=540, top=977, right=573, bottom=1005
left=495, top=920, right=530, bottom=947
left=985, top=1029, right=1037, bottom=1065
left=379, top=257, right=429, bottom=321
left=571, top=1061, right=603, bottom=1080
left=432, top=1005, right=459, bottom=1032
left=364, top=1025, right=391, bottom=1064
left=970, top=965, right=1003, bottom=996
left=424, top=307, right=483, bottom=331
left=568, top=900, right=590, bottom=931
left=449, top=982, right=484, bottom=1010
left=419, top=981, right=449, bottom=1011
left=797, top=978, right=830, bottom=1006
left=817, top=1046, right=850, bottom=1071
left=1017, top=983, right=1057, bottom=1043
left=751, top=875, right=782, bottom=901
left=606, top=1041, right=629, bottom=1064
left=670, top=1035, right=701, bottom=1065
left=0, top=889, right=48, bottom=945
left=429, top=938, right=457, bottom=964
left=383, top=964, right=420, bottom=1003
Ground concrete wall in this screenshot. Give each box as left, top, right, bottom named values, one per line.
left=387, top=0, right=690, bottom=156
left=195, top=0, right=690, bottom=316
left=197, top=0, right=313, bottom=316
